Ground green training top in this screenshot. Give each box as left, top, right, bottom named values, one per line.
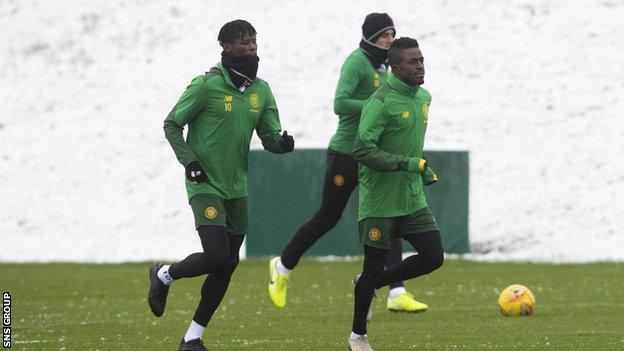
left=353, top=74, right=432, bottom=220
left=328, top=48, right=389, bottom=154
left=164, top=62, right=285, bottom=200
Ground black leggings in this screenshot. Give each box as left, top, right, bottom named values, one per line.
left=352, top=231, right=444, bottom=335
left=169, top=225, right=245, bottom=327
left=280, top=149, right=405, bottom=288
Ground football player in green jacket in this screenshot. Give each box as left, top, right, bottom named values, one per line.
left=148, top=20, right=294, bottom=351
left=348, top=37, right=444, bottom=351
left=268, top=13, right=429, bottom=317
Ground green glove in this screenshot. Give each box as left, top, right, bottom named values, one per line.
left=422, top=167, right=438, bottom=186
left=406, top=157, right=428, bottom=174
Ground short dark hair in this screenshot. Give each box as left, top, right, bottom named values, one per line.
left=217, top=20, right=256, bottom=44
left=388, top=37, right=419, bottom=65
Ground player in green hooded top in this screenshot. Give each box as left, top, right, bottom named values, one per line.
left=348, top=37, right=444, bottom=351
left=147, top=20, right=294, bottom=351
left=268, top=14, right=430, bottom=317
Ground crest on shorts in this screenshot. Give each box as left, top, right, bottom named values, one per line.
left=368, top=228, right=381, bottom=241
left=333, top=174, right=345, bottom=186
left=204, top=207, right=218, bottom=219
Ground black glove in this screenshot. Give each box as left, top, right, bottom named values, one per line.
left=185, top=161, right=208, bottom=183
left=279, top=130, right=294, bottom=153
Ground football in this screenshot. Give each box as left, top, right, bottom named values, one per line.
left=498, top=284, right=536, bottom=316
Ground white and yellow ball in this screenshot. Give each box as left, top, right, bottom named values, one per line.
left=498, top=284, right=536, bottom=316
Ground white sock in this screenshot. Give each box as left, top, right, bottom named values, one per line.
left=389, top=287, right=407, bottom=299
left=184, top=320, right=205, bottom=342
left=157, top=265, right=174, bottom=286
left=276, top=258, right=292, bottom=276
left=350, top=332, right=366, bottom=340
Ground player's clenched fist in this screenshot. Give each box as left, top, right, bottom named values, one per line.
left=279, top=130, right=295, bottom=153
left=185, top=161, right=208, bottom=183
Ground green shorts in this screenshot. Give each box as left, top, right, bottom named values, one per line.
left=358, top=207, right=439, bottom=249
left=189, top=194, right=248, bottom=235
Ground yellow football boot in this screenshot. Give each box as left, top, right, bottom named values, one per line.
left=387, top=292, right=428, bottom=313
left=268, top=257, right=289, bottom=308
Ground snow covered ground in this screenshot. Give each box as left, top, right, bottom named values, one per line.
left=1, top=0, right=623, bottom=262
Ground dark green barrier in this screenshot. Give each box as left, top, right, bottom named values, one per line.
left=247, top=149, right=469, bottom=256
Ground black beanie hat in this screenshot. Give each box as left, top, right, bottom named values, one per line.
left=362, top=13, right=395, bottom=43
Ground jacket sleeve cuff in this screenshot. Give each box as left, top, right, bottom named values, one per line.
left=407, top=157, right=428, bottom=174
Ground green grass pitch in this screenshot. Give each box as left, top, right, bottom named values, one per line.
left=1, top=259, right=623, bottom=350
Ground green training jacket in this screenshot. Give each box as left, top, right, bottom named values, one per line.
left=164, top=62, right=285, bottom=200
left=329, top=48, right=389, bottom=154
left=353, top=74, right=432, bottom=220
